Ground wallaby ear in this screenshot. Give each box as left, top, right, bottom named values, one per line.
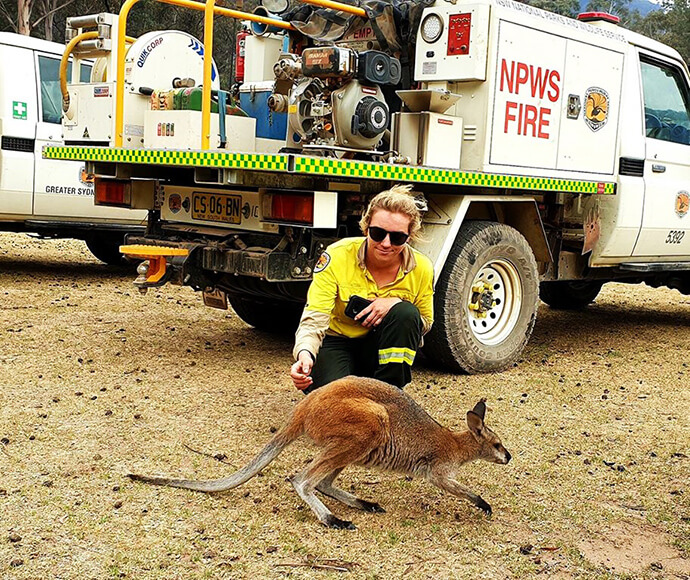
left=472, top=398, right=487, bottom=421
left=466, top=410, right=484, bottom=439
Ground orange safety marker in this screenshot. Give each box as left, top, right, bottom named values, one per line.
left=120, top=244, right=189, bottom=283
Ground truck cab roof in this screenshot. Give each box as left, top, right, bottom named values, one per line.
left=0, top=31, right=65, bottom=55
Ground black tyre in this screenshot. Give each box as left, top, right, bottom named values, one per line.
left=539, top=280, right=604, bottom=310
left=424, top=221, right=539, bottom=374
left=228, top=295, right=303, bottom=334
left=85, top=233, right=128, bottom=266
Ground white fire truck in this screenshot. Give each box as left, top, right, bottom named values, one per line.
left=0, top=32, right=146, bottom=264
left=45, top=0, right=690, bottom=373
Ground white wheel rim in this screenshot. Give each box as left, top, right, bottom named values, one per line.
left=466, top=259, right=523, bottom=345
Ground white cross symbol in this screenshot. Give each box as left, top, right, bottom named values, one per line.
left=13, top=102, right=26, bottom=118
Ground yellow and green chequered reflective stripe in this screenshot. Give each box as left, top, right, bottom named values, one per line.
left=292, top=156, right=616, bottom=194
left=43, top=146, right=288, bottom=171
left=43, top=146, right=616, bottom=194
left=378, top=347, right=417, bottom=366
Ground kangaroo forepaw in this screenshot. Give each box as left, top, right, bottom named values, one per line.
left=359, top=500, right=386, bottom=513
left=323, top=515, right=357, bottom=530
left=476, top=498, right=492, bottom=516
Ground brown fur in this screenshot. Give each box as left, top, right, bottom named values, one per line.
left=129, top=376, right=511, bottom=529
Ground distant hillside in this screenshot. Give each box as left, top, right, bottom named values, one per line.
left=578, top=0, right=660, bottom=16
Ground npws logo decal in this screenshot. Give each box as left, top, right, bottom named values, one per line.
left=584, top=87, right=609, bottom=132
left=313, top=251, right=331, bottom=273
left=676, top=191, right=689, bottom=218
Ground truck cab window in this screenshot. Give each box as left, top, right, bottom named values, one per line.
left=640, top=59, right=690, bottom=145
left=38, top=56, right=92, bottom=125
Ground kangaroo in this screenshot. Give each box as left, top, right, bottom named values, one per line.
left=128, top=376, right=511, bottom=529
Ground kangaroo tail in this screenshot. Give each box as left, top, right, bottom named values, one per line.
left=128, top=415, right=303, bottom=493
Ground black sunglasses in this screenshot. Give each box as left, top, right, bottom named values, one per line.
left=368, top=226, right=409, bottom=246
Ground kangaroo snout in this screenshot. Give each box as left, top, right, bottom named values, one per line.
left=489, top=448, right=511, bottom=465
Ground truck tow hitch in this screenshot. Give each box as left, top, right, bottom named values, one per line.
left=120, top=245, right=190, bottom=294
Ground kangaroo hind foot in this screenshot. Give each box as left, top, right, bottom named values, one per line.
left=316, top=468, right=385, bottom=513
left=290, top=470, right=357, bottom=530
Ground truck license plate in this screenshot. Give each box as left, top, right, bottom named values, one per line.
left=192, top=192, right=242, bottom=224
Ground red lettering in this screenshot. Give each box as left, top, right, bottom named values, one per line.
left=538, top=108, right=550, bottom=139
left=500, top=59, right=515, bottom=93
left=516, top=62, right=529, bottom=90
left=523, top=105, right=538, bottom=137
left=500, top=58, right=562, bottom=103
left=503, top=102, right=551, bottom=139
left=548, top=70, right=560, bottom=102
left=504, top=101, right=517, bottom=133
left=529, top=66, right=548, bottom=99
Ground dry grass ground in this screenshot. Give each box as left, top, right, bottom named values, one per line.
left=0, top=232, right=688, bottom=580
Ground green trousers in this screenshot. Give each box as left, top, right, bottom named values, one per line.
left=306, top=301, right=423, bottom=393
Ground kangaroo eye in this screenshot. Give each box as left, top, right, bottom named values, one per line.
left=493, top=443, right=502, bottom=450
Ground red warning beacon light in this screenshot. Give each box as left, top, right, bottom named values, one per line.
left=577, top=12, right=621, bottom=24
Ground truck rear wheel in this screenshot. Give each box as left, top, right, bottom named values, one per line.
left=539, top=280, right=603, bottom=309
left=424, top=221, right=539, bottom=373
left=85, top=234, right=128, bottom=266
left=228, top=295, right=303, bottom=334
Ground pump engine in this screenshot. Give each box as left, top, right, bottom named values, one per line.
left=270, top=46, right=401, bottom=153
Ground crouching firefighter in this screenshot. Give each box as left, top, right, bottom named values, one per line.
left=290, top=185, right=434, bottom=393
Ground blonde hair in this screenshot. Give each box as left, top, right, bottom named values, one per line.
left=359, top=184, right=424, bottom=242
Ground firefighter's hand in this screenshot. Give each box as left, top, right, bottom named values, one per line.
left=290, top=350, right=314, bottom=391
left=356, top=297, right=403, bottom=328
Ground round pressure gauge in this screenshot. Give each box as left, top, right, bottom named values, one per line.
left=421, top=13, right=443, bottom=43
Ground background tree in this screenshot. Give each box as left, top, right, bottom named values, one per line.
left=0, top=0, right=684, bottom=88
left=520, top=0, right=581, bottom=17
left=584, top=0, right=636, bottom=24
left=634, top=0, right=690, bottom=62
left=1, top=0, right=77, bottom=38
left=0, top=0, right=257, bottom=88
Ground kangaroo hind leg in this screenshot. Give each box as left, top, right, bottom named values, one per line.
left=316, top=468, right=385, bottom=513
left=293, top=397, right=389, bottom=528
left=291, top=448, right=360, bottom=530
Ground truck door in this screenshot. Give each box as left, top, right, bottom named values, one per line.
left=0, top=43, right=37, bottom=216
left=632, top=52, right=690, bottom=257
left=33, top=52, right=95, bottom=218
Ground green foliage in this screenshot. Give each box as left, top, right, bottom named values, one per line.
left=3, top=0, right=689, bottom=86
left=585, top=0, right=639, bottom=24
left=520, top=0, right=581, bottom=17
left=1, top=0, right=251, bottom=89
left=631, top=0, right=690, bottom=63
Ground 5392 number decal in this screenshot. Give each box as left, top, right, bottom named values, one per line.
left=665, top=230, right=685, bottom=244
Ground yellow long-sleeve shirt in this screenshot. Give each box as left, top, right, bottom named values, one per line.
left=293, top=237, right=434, bottom=359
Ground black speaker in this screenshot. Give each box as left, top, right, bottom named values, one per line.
left=388, top=58, right=402, bottom=85
left=356, top=51, right=401, bottom=85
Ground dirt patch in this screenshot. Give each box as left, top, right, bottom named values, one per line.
left=579, top=521, right=690, bottom=576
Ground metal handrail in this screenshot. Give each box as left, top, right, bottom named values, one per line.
left=299, top=0, right=366, bottom=18
left=201, top=0, right=215, bottom=150
left=115, top=0, right=294, bottom=148
left=71, top=0, right=368, bottom=148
